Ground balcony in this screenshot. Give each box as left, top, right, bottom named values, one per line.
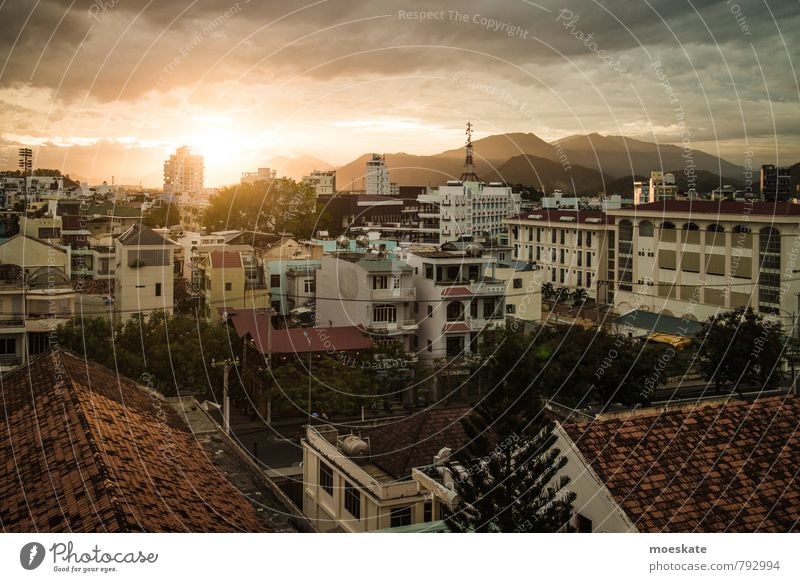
left=370, top=287, right=416, bottom=302
left=0, top=315, right=25, bottom=328
left=469, top=280, right=506, bottom=295
left=465, top=316, right=505, bottom=330
left=368, top=319, right=418, bottom=333
left=0, top=354, right=22, bottom=368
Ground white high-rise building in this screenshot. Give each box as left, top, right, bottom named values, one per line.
left=366, top=154, right=391, bottom=196
left=163, top=146, right=204, bottom=198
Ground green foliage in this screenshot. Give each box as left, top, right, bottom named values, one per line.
left=268, top=356, right=377, bottom=416
left=143, top=202, right=180, bottom=228
left=696, top=307, right=785, bottom=391
left=56, top=312, right=241, bottom=397
left=203, top=178, right=319, bottom=237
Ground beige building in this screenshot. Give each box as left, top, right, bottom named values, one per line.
left=197, top=249, right=269, bottom=319
left=491, top=260, right=543, bottom=322
left=164, top=146, right=204, bottom=197
left=114, top=224, right=177, bottom=324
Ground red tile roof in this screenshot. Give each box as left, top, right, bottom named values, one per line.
left=209, top=250, right=242, bottom=268
left=0, top=350, right=267, bottom=532
left=441, top=286, right=472, bottom=297
left=443, top=322, right=470, bottom=333
left=563, top=396, right=800, bottom=532
left=613, top=200, right=800, bottom=216
left=361, top=406, right=473, bottom=479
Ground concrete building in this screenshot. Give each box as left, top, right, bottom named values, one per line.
left=366, top=154, right=391, bottom=196
left=163, top=146, right=204, bottom=197
left=196, top=249, right=269, bottom=319
left=302, top=170, right=336, bottom=197
left=315, top=251, right=417, bottom=352
left=241, top=167, right=277, bottom=184
left=760, top=164, right=793, bottom=201
left=634, top=171, right=677, bottom=205
left=491, top=260, right=543, bottom=322
left=506, top=209, right=611, bottom=301
left=114, top=223, right=178, bottom=324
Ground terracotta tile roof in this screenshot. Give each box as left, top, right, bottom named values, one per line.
left=441, top=286, right=472, bottom=297
left=209, top=250, right=243, bottom=269
left=361, top=406, right=473, bottom=479
left=563, top=396, right=800, bottom=532
left=443, top=322, right=470, bottom=333
left=0, top=350, right=267, bottom=532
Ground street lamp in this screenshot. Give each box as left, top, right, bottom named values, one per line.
left=211, top=356, right=239, bottom=436
left=302, top=331, right=312, bottom=421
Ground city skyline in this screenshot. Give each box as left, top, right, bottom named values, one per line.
left=1, top=0, right=799, bottom=186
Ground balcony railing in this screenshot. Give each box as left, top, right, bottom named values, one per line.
left=469, top=280, right=506, bottom=295
left=368, top=319, right=418, bottom=332
left=0, top=315, right=25, bottom=327
left=370, top=287, right=416, bottom=301
left=0, top=354, right=22, bottom=367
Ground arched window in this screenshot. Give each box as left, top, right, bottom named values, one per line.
left=707, top=223, right=725, bottom=232
left=446, top=301, right=465, bottom=322
left=639, top=220, right=654, bottom=237
left=682, top=222, right=699, bottom=231
left=372, top=304, right=397, bottom=323
left=619, top=219, right=633, bottom=241
left=661, top=221, right=676, bottom=229
left=733, top=225, right=751, bottom=234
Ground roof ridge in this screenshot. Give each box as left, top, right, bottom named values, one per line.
left=56, top=351, right=133, bottom=532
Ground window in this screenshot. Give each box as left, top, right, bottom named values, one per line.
left=304, top=279, right=315, bottom=293
left=373, top=304, right=398, bottom=323
left=427, top=339, right=432, bottom=352
left=319, top=461, right=333, bottom=495
left=128, top=249, right=169, bottom=267
left=577, top=251, right=582, bottom=267
left=536, top=247, right=541, bottom=261
left=560, top=249, right=565, bottom=264
left=512, top=278, right=522, bottom=289
left=506, top=304, right=516, bottom=314
left=560, top=230, right=565, bottom=245
left=224, top=282, right=232, bottom=292
left=344, top=481, right=361, bottom=519
left=446, top=301, right=464, bottom=321
left=412, top=335, right=419, bottom=348
left=639, top=221, right=654, bottom=237
left=270, top=274, right=281, bottom=287
left=586, top=232, right=592, bottom=247
left=427, top=305, right=433, bottom=316
left=373, top=275, right=389, bottom=289
left=155, top=282, right=162, bottom=297
left=0, top=338, right=16, bottom=354
left=423, top=501, right=433, bottom=522
left=535, top=228, right=541, bottom=243
left=551, top=229, right=556, bottom=244
left=587, top=253, right=592, bottom=268
left=577, top=513, right=592, bottom=533
left=577, top=271, right=582, bottom=287
left=446, top=336, right=464, bottom=357
left=424, top=264, right=433, bottom=279
left=390, top=506, right=413, bottom=528
left=559, top=269, right=565, bottom=284
left=483, top=298, right=495, bottom=318
left=586, top=273, right=592, bottom=288
left=577, top=231, right=582, bottom=246
left=470, top=300, right=478, bottom=317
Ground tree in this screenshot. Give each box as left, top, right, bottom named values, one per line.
left=571, top=287, right=588, bottom=304
left=541, top=282, right=554, bottom=300
left=446, top=328, right=576, bottom=532
left=203, top=178, right=319, bottom=237
left=696, top=307, right=784, bottom=393
left=143, top=202, right=180, bottom=228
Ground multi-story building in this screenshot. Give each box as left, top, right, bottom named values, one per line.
left=315, top=251, right=417, bottom=352
left=366, top=154, right=391, bottom=196
left=760, top=164, right=793, bottom=201
left=633, top=171, right=677, bottom=205
left=606, top=200, right=800, bottom=323
left=506, top=209, right=610, bottom=301
left=163, top=146, right=204, bottom=197
left=492, top=260, right=543, bottom=322
left=114, top=224, right=177, bottom=324
left=196, top=249, right=269, bottom=319
left=302, top=170, right=336, bottom=197
left=241, top=167, right=277, bottom=184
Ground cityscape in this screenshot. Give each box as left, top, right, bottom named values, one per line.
left=1, top=0, right=800, bottom=577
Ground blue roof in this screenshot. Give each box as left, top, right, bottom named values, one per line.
left=614, top=309, right=703, bottom=337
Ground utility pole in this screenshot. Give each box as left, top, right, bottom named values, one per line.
left=211, top=356, right=239, bottom=436
left=18, top=148, right=32, bottom=210
left=303, top=331, right=312, bottom=421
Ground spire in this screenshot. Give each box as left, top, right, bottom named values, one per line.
left=460, top=121, right=480, bottom=182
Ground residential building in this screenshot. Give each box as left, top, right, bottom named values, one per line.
left=760, top=164, right=793, bottom=201
left=302, top=170, right=336, bottom=196
left=0, top=348, right=299, bottom=532
left=551, top=396, right=800, bottom=532
left=606, top=200, right=800, bottom=323
left=634, top=171, right=677, bottom=205
left=302, top=406, right=471, bottom=532
left=114, top=223, right=177, bottom=324
left=366, top=154, right=391, bottom=196
left=19, top=197, right=62, bottom=242
left=491, top=260, right=543, bottom=322
left=316, top=251, right=417, bottom=352
left=163, top=146, right=204, bottom=197
left=196, top=249, right=269, bottom=319
left=241, top=167, right=277, bottom=184
left=506, top=209, right=610, bottom=301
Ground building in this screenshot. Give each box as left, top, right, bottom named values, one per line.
left=0, top=349, right=299, bottom=532
left=241, top=167, right=277, bottom=184
left=634, top=171, right=677, bottom=205
left=316, top=251, right=417, bottom=352
left=0, top=262, right=74, bottom=371
left=552, top=395, right=800, bottom=532
left=491, top=260, right=543, bottom=322
left=760, top=164, right=793, bottom=201
left=302, top=406, right=471, bottom=532
left=366, top=154, right=391, bottom=196
left=302, top=170, right=336, bottom=196
left=506, top=209, right=611, bottom=301
left=196, top=249, right=269, bottom=319
left=114, top=223, right=178, bottom=324
left=163, top=146, right=204, bottom=197
left=606, top=200, right=800, bottom=323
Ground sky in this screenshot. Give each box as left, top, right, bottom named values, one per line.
left=0, top=0, right=798, bottom=187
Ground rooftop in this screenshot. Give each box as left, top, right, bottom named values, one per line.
left=0, top=349, right=277, bottom=532
left=118, top=223, right=178, bottom=247
left=563, top=396, right=800, bottom=532
left=611, top=200, right=800, bottom=216
left=507, top=208, right=612, bottom=224
left=209, top=250, right=243, bottom=269
left=614, top=309, right=704, bottom=337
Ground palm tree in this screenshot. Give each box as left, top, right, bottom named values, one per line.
left=571, top=287, right=588, bottom=305
left=541, top=282, right=554, bottom=300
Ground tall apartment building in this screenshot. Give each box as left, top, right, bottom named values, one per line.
left=163, top=146, right=204, bottom=197
left=303, top=170, right=336, bottom=196
left=760, top=165, right=793, bottom=201
left=506, top=209, right=610, bottom=300
left=633, top=171, right=677, bottom=205
left=366, top=154, right=391, bottom=196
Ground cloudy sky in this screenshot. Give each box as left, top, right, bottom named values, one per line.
left=0, top=0, right=798, bottom=186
